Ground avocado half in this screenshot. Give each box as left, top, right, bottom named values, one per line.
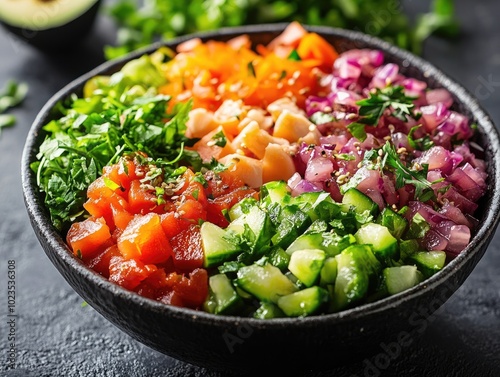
left=0, top=0, right=102, bottom=51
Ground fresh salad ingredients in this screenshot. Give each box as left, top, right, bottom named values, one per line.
left=104, top=0, right=459, bottom=59
left=33, top=24, right=487, bottom=318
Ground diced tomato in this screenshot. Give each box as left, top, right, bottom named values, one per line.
left=86, top=244, right=121, bottom=278
left=204, top=170, right=247, bottom=198
left=66, top=216, right=112, bottom=259
left=160, top=212, right=190, bottom=239
left=111, top=201, right=134, bottom=230
left=86, top=176, right=115, bottom=200
left=181, top=180, right=208, bottom=205
left=103, top=158, right=138, bottom=194
left=159, top=269, right=208, bottom=309
left=170, top=224, right=204, bottom=271
left=118, top=213, right=173, bottom=264
left=160, top=290, right=185, bottom=307
left=84, top=193, right=130, bottom=231
left=128, top=180, right=158, bottom=214
left=207, top=187, right=259, bottom=227
left=177, top=199, right=207, bottom=223
left=109, top=255, right=157, bottom=290
left=134, top=268, right=171, bottom=299
left=173, top=268, right=209, bottom=308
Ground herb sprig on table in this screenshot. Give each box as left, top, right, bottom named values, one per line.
left=103, top=0, right=459, bottom=60
left=0, top=80, right=28, bottom=136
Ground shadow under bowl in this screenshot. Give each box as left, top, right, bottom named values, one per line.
left=21, top=24, right=500, bottom=375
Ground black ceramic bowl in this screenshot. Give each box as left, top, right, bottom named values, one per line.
left=21, top=24, right=500, bottom=374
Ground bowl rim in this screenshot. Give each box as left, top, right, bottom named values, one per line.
left=21, top=22, right=500, bottom=328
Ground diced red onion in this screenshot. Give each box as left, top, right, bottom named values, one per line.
left=370, top=63, right=399, bottom=88
left=439, top=201, right=474, bottom=229
left=425, top=89, right=453, bottom=108
left=305, top=157, right=334, bottom=182
left=420, top=103, right=450, bottom=132
left=413, top=146, right=453, bottom=175
left=435, top=221, right=471, bottom=255
left=423, top=229, right=448, bottom=251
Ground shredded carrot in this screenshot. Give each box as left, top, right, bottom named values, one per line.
left=159, top=26, right=339, bottom=111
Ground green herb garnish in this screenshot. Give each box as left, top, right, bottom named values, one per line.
left=348, top=86, right=417, bottom=141
left=381, top=142, right=436, bottom=202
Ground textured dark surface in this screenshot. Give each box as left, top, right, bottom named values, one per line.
left=1, top=1, right=500, bottom=376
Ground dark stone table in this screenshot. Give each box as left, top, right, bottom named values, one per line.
left=1, top=1, right=499, bottom=376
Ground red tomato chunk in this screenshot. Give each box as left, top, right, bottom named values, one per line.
left=66, top=154, right=257, bottom=311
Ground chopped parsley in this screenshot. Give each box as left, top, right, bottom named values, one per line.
left=32, top=59, right=200, bottom=231
left=348, top=85, right=418, bottom=142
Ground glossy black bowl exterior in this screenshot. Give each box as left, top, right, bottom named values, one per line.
left=21, top=24, right=500, bottom=374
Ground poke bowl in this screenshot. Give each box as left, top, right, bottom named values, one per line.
left=21, top=23, right=500, bottom=374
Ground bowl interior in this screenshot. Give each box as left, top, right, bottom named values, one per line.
left=21, top=24, right=500, bottom=373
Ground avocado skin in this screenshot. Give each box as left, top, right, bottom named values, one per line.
left=0, top=0, right=102, bottom=51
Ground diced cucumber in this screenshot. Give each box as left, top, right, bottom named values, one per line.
left=244, top=205, right=274, bottom=251
left=377, top=207, right=408, bottom=239
left=288, top=249, right=326, bottom=287
left=304, top=219, right=329, bottom=234
left=341, top=188, right=379, bottom=216
left=405, top=212, right=431, bottom=239
left=277, top=286, right=328, bottom=317
left=226, top=216, right=246, bottom=235
left=399, top=239, right=420, bottom=260
left=260, top=180, right=291, bottom=207
left=271, top=205, right=311, bottom=249
left=268, top=246, right=291, bottom=271
left=253, top=302, right=285, bottom=319
left=209, top=274, right=243, bottom=314
left=203, top=293, right=217, bottom=314
left=355, top=223, right=399, bottom=261
left=286, top=229, right=356, bottom=258
left=235, top=286, right=253, bottom=300
left=236, top=263, right=298, bottom=303
left=201, top=222, right=241, bottom=267
left=228, top=197, right=258, bottom=222
left=285, top=233, right=324, bottom=254
left=331, top=246, right=370, bottom=311
left=383, top=265, right=424, bottom=295
left=320, top=257, right=337, bottom=286
left=293, top=191, right=341, bottom=221
left=409, top=251, right=447, bottom=278
left=321, top=232, right=357, bottom=256
left=226, top=205, right=274, bottom=252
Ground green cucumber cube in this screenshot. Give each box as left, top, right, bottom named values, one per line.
left=320, top=257, right=338, bottom=286
left=355, top=223, right=399, bottom=261
left=277, top=286, right=328, bottom=317
left=253, top=302, right=285, bottom=319
left=209, top=274, right=243, bottom=314
left=236, top=263, right=298, bottom=303
left=331, top=246, right=370, bottom=311
left=341, top=188, right=379, bottom=216
left=201, top=222, right=241, bottom=267
left=377, top=207, right=408, bottom=239
left=288, top=249, right=326, bottom=287
left=409, top=251, right=447, bottom=278
left=383, top=265, right=424, bottom=295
